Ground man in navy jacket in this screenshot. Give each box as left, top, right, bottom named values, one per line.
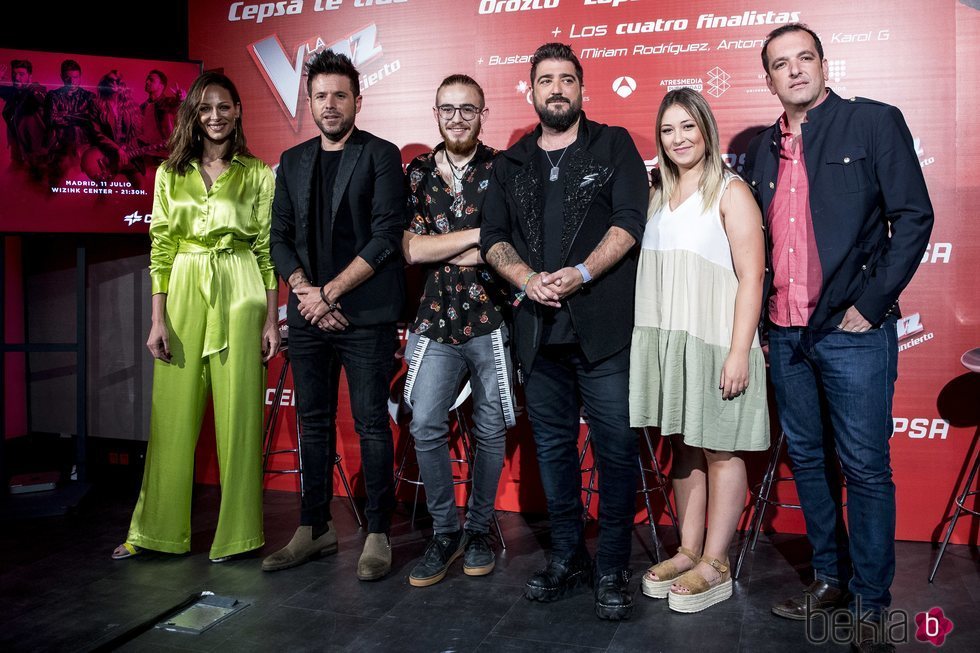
left=743, top=23, right=933, bottom=653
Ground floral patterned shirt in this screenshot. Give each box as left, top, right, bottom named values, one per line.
left=406, top=142, right=507, bottom=344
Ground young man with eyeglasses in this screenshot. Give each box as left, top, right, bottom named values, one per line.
left=481, top=43, right=648, bottom=620
left=401, top=74, right=514, bottom=587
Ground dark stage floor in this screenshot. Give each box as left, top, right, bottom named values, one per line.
left=1, top=485, right=977, bottom=652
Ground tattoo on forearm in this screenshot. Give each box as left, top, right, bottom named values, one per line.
left=487, top=242, right=523, bottom=271
left=288, top=269, right=309, bottom=288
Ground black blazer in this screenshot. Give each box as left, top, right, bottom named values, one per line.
left=271, top=128, right=405, bottom=327
left=481, top=116, right=648, bottom=372
left=744, top=91, right=934, bottom=329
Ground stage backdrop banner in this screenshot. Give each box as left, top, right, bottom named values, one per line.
left=0, top=50, right=200, bottom=233
left=188, top=0, right=979, bottom=544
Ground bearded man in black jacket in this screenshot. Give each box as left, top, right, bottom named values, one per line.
left=481, top=42, right=648, bottom=621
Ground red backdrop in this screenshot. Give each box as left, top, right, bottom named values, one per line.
left=185, top=0, right=979, bottom=544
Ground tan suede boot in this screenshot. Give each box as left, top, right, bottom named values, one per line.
left=262, top=523, right=337, bottom=572
left=356, top=532, right=391, bottom=581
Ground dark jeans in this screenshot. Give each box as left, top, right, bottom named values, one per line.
left=289, top=322, right=398, bottom=534
left=524, top=344, right=638, bottom=576
left=768, top=317, right=898, bottom=614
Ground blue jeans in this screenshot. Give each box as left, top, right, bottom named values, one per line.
left=768, top=318, right=898, bottom=614
left=404, top=326, right=514, bottom=534
left=289, top=323, right=398, bottom=535
left=524, top=344, right=638, bottom=576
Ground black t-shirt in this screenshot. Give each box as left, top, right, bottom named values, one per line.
left=538, top=145, right=577, bottom=345
left=311, top=148, right=357, bottom=285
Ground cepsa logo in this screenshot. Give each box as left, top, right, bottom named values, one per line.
left=228, top=0, right=407, bottom=24
left=228, top=0, right=302, bottom=25
left=249, top=24, right=399, bottom=131
left=123, top=211, right=150, bottom=226
left=479, top=0, right=559, bottom=14
left=921, top=242, right=951, bottom=264
left=893, top=417, right=949, bottom=440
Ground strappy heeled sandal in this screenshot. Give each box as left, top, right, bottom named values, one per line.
left=111, top=542, right=142, bottom=560
left=666, top=557, right=733, bottom=613
left=641, top=546, right=700, bottom=599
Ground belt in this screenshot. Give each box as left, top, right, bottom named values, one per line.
left=177, top=234, right=250, bottom=357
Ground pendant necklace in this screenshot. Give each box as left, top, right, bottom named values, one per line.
left=544, top=145, right=570, bottom=182
left=445, top=151, right=471, bottom=217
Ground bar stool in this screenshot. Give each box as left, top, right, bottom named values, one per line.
left=733, top=430, right=848, bottom=579
left=394, top=380, right=507, bottom=548
left=579, top=425, right=680, bottom=562
left=262, top=337, right=364, bottom=528
left=928, top=347, right=980, bottom=582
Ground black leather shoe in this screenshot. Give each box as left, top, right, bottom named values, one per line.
left=524, top=550, right=592, bottom=602
left=409, top=530, right=464, bottom=587
left=771, top=580, right=850, bottom=620
left=594, top=569, right=633, bottom=621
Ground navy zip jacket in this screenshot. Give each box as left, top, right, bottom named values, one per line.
left=743, top=90, right=933, bottom=329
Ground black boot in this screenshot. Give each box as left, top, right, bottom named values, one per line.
left=524, top=549, right=593, bottom=602
left=594, top=568, right=633, bottom=621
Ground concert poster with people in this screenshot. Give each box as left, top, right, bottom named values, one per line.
left=177, top=0, right=976, bottom=544
left=0, top=50, right=201, bottom=233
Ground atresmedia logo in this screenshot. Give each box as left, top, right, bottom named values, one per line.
left=805, top=597, right=954, bottom=647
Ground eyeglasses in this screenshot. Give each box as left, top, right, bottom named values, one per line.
left=436, top=104, right=482, bottom=121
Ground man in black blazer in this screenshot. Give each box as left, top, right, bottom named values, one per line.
left=264, top=50, right=405, bottom=581
left=743, top=24, right=933, bottom=653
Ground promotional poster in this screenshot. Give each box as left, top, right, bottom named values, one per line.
left=0, top=50, right=201, bottom=233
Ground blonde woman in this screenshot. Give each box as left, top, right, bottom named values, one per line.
left=112, top=72, right=279, bottom=562
left=629, top=87, right=768, bottom=612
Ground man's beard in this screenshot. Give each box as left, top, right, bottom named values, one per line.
left=535, top=94, right=582, bottom=132
left=439, top=120, right=480, bottom=156
left=316, top=112, right=355, bottom=142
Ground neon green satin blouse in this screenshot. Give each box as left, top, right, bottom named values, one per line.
left=149, top=154, right=277, bottom=295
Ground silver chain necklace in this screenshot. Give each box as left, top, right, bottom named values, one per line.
left=544, top=146, right=570, bottom=182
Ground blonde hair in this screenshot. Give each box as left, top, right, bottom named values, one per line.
left=651, top=87, right=730, bottom=213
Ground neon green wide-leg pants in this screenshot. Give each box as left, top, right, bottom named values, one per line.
left=127, top=243, right=267, bottom=558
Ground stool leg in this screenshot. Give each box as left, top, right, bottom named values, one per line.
left=642, top=428, right=680, bottom=543
left=751, top=431, right=785, bottom=551
left=393, top=432, right=412, bottom=495
left=410, top=474, right=422, bottom=528
left=637, top=452, right=665, bottom=563
left=734, top=432, right=783, bottom=579
left=263, top=358, right=290, bottom=472
left=294, top=411, right=305, bottom=496
left=582, top=431, right=597, bottom=520
left=929, top=450, right=980, bottom=582
left=334, top=453, right=364, bottom=529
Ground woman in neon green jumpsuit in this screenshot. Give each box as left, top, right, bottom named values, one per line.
left=112, top=72, right=280, bottom=562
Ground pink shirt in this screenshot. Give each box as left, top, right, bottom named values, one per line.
left=767, top=114, right=823, bottom=327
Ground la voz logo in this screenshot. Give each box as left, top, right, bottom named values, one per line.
left=248, top=24, right=385, bottom=131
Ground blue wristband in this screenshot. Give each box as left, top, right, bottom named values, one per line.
left=575, top=263, right=592, bottom=284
